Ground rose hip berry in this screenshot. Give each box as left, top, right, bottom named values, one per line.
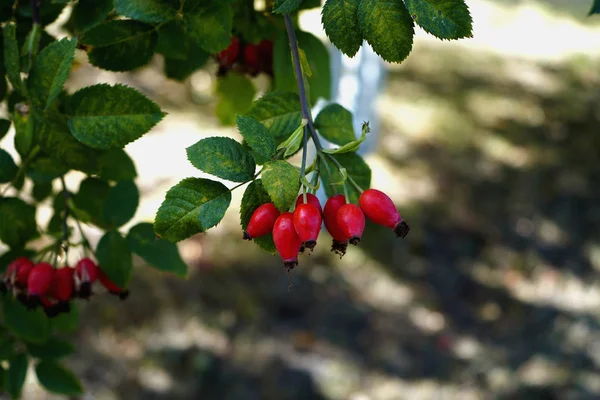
left=243, top=43, right=261, bottom=74
left=257, top=39, right=274, bottom=75
left=98, top=270, right=129, bottom=300
left=27, top=262, right=55, bottom=297
left=336, top=204, right=365, bottom=246
left=359, top=189, right=410, bottom=238
left=273, top=212, right=303, bottom=270
left=244, top=202, right=280, bottom=240
left=293, top=203, right=322, bottom=251
left=53, top=267, right=75, bottom=302
left=323, top=195, right=349, bottom=256
left=218, top=37, right=240, bottom=67
left=4, top=256, right=34, bottom=288
left=76, top=257, right=99, bottom=298
left=295, top=193, right=323, bottom=215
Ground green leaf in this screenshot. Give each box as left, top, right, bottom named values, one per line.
left=102, top=180, right=139, bottom=228
left=97, top=149, right=137, bottom=182
left=35, top=361, right=83, bottom=396
left=0, top=119, right=11, bottom=141
left=67, top=83, right=165, bottom=150
left=404, top=0, right=472, bottom=39
left=186, top=137, right=256, bottom=182
left=27, top=37, right=76, bottom=110
left=81, top=20, right=157, bottom=71
left=68, top=0, right=114, bottom=33
left=0, top=197, right=39, bottom=248
left=240, top=180, right=276, bottom=254
left=156, top=20, right=189, bottom=60
left=154, top=178, right=231, bottom=242
left=322, top=0, right=362, bottom=57
left=236, top=115, right=276, bottom=159
left=26, top=337, right=74, bottom=360
left=184, top=2, right=233, bottom=53
left=320, top=152, right=371, bottom=203
left=0, top=148, right=18, bottom=183
left=277, top=120, right=306, bottom=158
left=357, top=0, right=415, bottom=63
left=20, top=23, right=42, bottom=74
left=215, top=73, right=256, bottom=125
left=115, top=0, right=178, bottom=23
left=163, top=40, right=209, bottom=81
left=314, top=103, right=356, bottom=146
left=96, top=230, right=132, bottom=288
left=261, top=160, right=300, bottom=212
left=50, top=304, right=79, bottom=333
left=3, top=23, right=26, bottom=96
left=273, top=0, right=303, bottom=14
left=322, top=120, right=369, bottom=154
left=127, top=222, right=187, bottom=278
left=32, top=181, right=53, bottom=202
left=6, top=353, right=27, bottom=399
left=2, top=297, right=50, bottom=344
left=27, top=156, right=68, bottom=183
left=13, top=109, right=34, bottom=159
left=0, top=337, right=16, bottom=360
left=590, top=0, right=600, bottom=15
left=245, top=92, right=302, bottom=142
left=0, top=366, right=4, bottom=393
left=72, top=177, right=110, bottom=225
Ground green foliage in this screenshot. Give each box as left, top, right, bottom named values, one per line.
left=3, top=23, right=26, bottom=96
left=115, top=0, right=178, bottom=24
left=183, top=2, right=233, bottom=53
left=274, top=0, right=304, bottom=14
left=27, top=337, right=75, bottom=360
left=127, top=222, right=188, bottom=277
left=215, top=73, right=256, bottom=125
left=96, top=149, right=138, bottom=182
left=261, top=160, right=301, bottom=212
left=0, top=197, right=39, bottom=248
left=68, top=0, right=114, bottom=33
left=236, top=115, right=277, bottom=160
left=404, top=0, right=472, bottom=39
left=0, top=148, right=18, bottom=183
left=6, top=353, right=27, bottom=399
left=156, top=20, right=189, bottom=60
left=0, top=119, right=11, bottom=141
left=155, top=178, right=232, bottom=242
left=590, top=0, right=600, bottom=15
left=13, top=109, right=34, bottom=159
left=187, top=137, right=256, bottom=182
left=314, top=103, right=355, bottom=146
left=96, top=230, right=133, bottom=288
left=245, top=92, right=302, bottom=142
left=240, top=180, right=276, bottom=253
left=35, top=361, right=83, bottom=396
left=3, top=297, right=50, bottom=344
left=163, top=40, right=209, bottom=81
left=102, top=180, right=139, bottom=228
left=322, top=0, right=362, bottom=57
left=320, top=152, right=371, bottom=203
left=67, top=84, right=165, bottom=150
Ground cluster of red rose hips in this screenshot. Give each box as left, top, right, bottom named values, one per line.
left=0, top=256, right=128, bottom=317
left=244, top=189, right=410, bottom=270
left=216, top=36, right=274, bottom=77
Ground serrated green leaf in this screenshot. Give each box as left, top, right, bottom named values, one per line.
left=236, top=115, right=276, bottom=159
left=17, top=1, right=66, bottom=26
left=164, top=40, right=209, bottom=81
left=28, top=37, right=76, bottom=110
left=314, top=103, right=356, bottom=146
left=156, top=20, right=189, bottom=60
left=26, top=337, right=74, bottom=360
left=261, top=160, right=300, bottom=212
left=81, top=20, right=157, bottom=71
left=96, top=230, right=132, bottom=288
left=6, top=353, right=27, bottom=399
left=35, top=361, right=83, bottom=396
left=184, top=2, right=233, bottom=53
left=127, top=222, right=187, bottom=277
left=68, top=0, right=114, bottom=33
left=186, top=137, right=255, bottom=182
left=245, top=92, right=302, bottom=142
left=72, top=177, right=110, bottom=225
left=3, top=23, right=26, bottom=96
left=0, top=197, right=39, bottom=248
left=273, top=0, right=303, bottom=14
left=154, top=178, right=231, bottom=242
left=102, top=180, right=139, bottom=228
left=0, top=119, right=11, bottom=141
left=67, top=84, right=165, bottom=150
left=115, top=0, right=178, bottom=23
left=215, top=73, right=256, bottom=125
left=3, top=297, right=50, bottom=344
left=358, top=0, right=415, bottom=63
left=97, top=149, right=137, bottom=182
left=0, top=148, right=18, bottom=183
left=322, top=120, right=369, bottom=154
left=320, top=152, right=371, bottom=203
left=240, top=179, right=276, bottom=253
left=404, top=0, right=472, bottom=39
left=32, top=180, right=53, bottom=202
left=13, top=109, right=34, bottom=159
left=322, top=0, right=362, bottom=57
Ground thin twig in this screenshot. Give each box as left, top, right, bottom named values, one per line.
left=31, top=0, right=40, bottom=25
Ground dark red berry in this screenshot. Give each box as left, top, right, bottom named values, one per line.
left=98, top=270, right=129, bottom=300
left=323, top=195, right=348, bottom=256
left=52, top=267, right=75, bottom=302
left=27, top=262, right=55, bottom=296
left=273, top=212, right=303, bottom=270
left=76, top=257, right=98, bottom=299
left=293, top=203, right=322, bottom=251
left=359, top=189, right=410, bottom=238
left=218, top=37, right=240, bottom=67
left=243, top=43, right=261, bottom=74
left=244, top=202, right=280, bottom=240
left=257, top=39, right=274, bottom=74
left=5, top=256, right=34, bottom=288
left=295, top=193, right=323, bottom=215
left=336, top=204, right=365, bottom=246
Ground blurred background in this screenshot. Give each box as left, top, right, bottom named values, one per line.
left=4, top=0, right=600, bottom=398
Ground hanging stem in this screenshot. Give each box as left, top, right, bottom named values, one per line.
left=59, top=176, right=70, bottom=262
left=31, top=0, right=40, bottom=25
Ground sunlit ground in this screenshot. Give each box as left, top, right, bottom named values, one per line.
left=3, top=0, right=600, bottom=399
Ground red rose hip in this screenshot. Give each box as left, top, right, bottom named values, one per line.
left=243, top=43, right=261, bottom=74
left=53, top=267, right=75, bottom=302
left=27, top=262, right=55, bottom=296
left=76, top=257, right=99, bottom=299
left=99, top=269, right=130, bottom=300
left=5, top=256, right=34, bottom=288
left=359, top=189, right=410, bottom=238
left=293, top=203, right=322, bottom=251
left=295, top=193, right=323, bottom=215
left=273, top=212, right=303, bottom=270
left=336, top=204, right=365, bottom=246
left=244, top=203, right=280, bottom=240
left=218, top=37, right=240, bottom=67
left=323, top=195, right=349, bottom=256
